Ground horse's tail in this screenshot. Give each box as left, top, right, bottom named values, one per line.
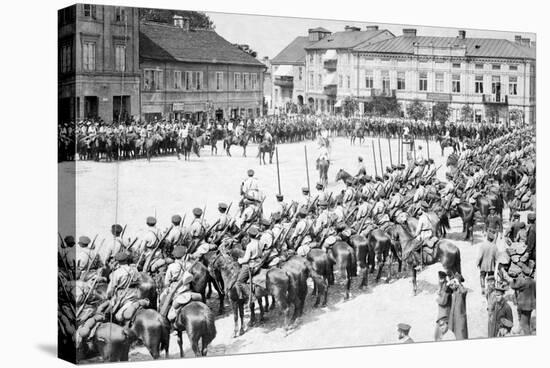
left=454, top=248, right=462, bottom=276
left=440, top=213, right=450, bottom=231
left=349, top=247, right=357, bottom=277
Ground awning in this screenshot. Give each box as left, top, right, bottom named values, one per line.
left=334, top=100, right=343, bottom=108
left=323, top=72, right=337, bottom=86
left=323, top=49, right=338, bottom=61
left=273, top=65, right=293, bottom=77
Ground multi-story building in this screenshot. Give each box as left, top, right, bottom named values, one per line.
left=58, top=4, right=141, bottom=123
left=271, top=27, right=331, bottom=113
left=352, top=28, right=536, bottom=124
left=303, top=25, right=395, bottom=114
left=139, top=17, right=265, bottom=122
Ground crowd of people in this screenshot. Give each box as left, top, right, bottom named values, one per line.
left=58, top=114, right=515, bottom=162
left=57, top=120, right=536, bottom=362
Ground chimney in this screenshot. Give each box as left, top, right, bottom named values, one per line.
left=403, top=28, right=417, bottom=37
left=515, top=35, right=522, bottom=44
left=521, top=37, right=531, bottom=46
left=458, top=30, right=466, bottom=39
left=366, top=25, right=379, bottom=31
left=344, top=25, right=361, bottom=32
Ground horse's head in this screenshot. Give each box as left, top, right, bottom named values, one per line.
left=335, top=169, right=345, bottom=181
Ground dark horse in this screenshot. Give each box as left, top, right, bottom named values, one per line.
left=224, top=133, right=250, bottom=157
left=329, top=241, right=357, bottom=300
left=78, top=322, right=132, bottom=362
left=390, top=223, right=461, bottom=295
left=174, top=301, right=217, bottom=357
left=257, top=140, right=275, bottom=165
left=178, top=135, right=200, bottom=161
left=131, top=309, right=170, bottom=359
left=436, top=136, right=459, bottom=156
left=316, top=157, right=330, bottom=188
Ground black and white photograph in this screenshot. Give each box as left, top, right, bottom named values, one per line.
left=57, top=3, right=537, bottom=364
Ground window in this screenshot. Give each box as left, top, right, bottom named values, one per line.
left=60, top=44, right=72, bottom=73
left=82, top=42, right=95, bottom=71
left=83, top=4, right=96, bottom=18
left=509, top=65, right=518, bottom=71
left=364, top=71, right=373, bottom=88
left=491, top=75, right=501, bottom=95
left=298, top=67, right=303, bottom=81
left=114, top=45, right=125, bottom=72
left=309, top=54, right=314, bottom=63
left=216, top=72, right=224, bottom=90
left=419, top=72, right=428, bottom=91
left=195, top=71, right=203, bottom=90
left=452, top=74, right=461, bottom=93
left=509, top=76, right=518, bottom=95
left=318, top=74, right=322, bottom=89
left=492, top=64, right=501, bottom=70
left=347, top=53, right=351, bottom=64
left=174, top=71, right=182, bottom=89
left=114, top=7, right=126, bottom=22
left=185, top=71, right=192, bottom=90
left=234, top=73, right=241, bottom=90
left=475, top=75, right=484, bottom=94
left=452, top=63, right=461, bottom=69
left=346, top=75, right=351, bottom=89
left=381, top=71, right=390, bottom=92
left=143, top=69, right=163, bottom=91
left=338, top=75, right=343, bottom=88
left=243, top=73, right=249, bottom=90
left=397, top=72, right=406, bottom=90
left=309, top=72, right=314, bottom=88
left=435, top=73, right=444, bottom=92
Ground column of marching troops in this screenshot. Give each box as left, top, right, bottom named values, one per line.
left=58, top=124, right=535, bottom=361
left=58, top=114, right=514, bottom=162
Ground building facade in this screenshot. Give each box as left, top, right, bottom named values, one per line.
left=139, top=19, right=265, bottom=122
left=58, top=4, right=141, bottom=123
left=303, top=26, right=395, bottom=114
left=353, top=29, right=536, bottom=124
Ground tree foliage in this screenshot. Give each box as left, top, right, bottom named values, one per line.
left=342, top=96, right=358, bottom=117
left=234, top=44, right=258, bottom=58
left=460, top=104, right=474, bottom=122
left=139, top=8, right=214, bottom=29
left=432, top=101, right=450, bottom=123
left=509, top=108, right=524, bottom=125
left=406, top=99, right=427, bottom=121
left=365, top=96, right=401, bottom=117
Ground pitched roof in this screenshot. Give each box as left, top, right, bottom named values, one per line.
left=139, top=22, right=264, bottom=67
left=354, top=35, right=536, bottom=60
left=271, top=36, right=317, bottom=65
left=305, top=29, right=390, bottom=50
left=309, top=27, right=331, bottom=33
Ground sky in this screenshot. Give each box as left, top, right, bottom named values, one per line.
left=205, top=11, right=536, bottom=60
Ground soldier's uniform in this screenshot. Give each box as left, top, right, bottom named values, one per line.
left=76, top=236, right=93, bottom=278
left=298, top=187, right=311, bottom=210
left=165, top=215, right=184, bottom=246
left=105, top=253, right=143, bottom=324
left=139, top=217, right=161, bottom=254
left=505, top=213, right=522, bottom=240
left=162, top=247, right=198, bottom=323
left=272, top=194, right=287, bottom=218
left=486, top=207, right=502, bottom=236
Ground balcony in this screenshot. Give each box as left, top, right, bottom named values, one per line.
left=426, top=92, right=452, bottom=102
left=371, top=88, right=396, bottom=98
left=483, top=94, right=508, bottom=104
left=273, top=76, right=294, bottom=89
left=324, top=85, right=337, bottom=96
left=323, top=59, right=337, bottom=70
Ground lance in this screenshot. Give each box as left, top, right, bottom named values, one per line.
left=142, top=225, right=174, bottom=273
left=276, top=147, right=282, bottom=195
left=304, top=145, right=311, bottom=193
left=378, top=137, right=383, bottom=174
left=120, top=224, right=127, bottom=239
left=388, top=138, right=393, bottom=166
left=426, top=137, right=431, bottom=161
left=371, top=140, right=378, bottom=177
left=413, top=139, right=417, bottom=162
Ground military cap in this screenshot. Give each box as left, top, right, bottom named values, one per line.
left=512, top=212, right=520, bottom=218
left=527, top=213, right=535, bottom=222
left=260, top=217, right=271, bottom=227
left=316, top=183, right=324, bottom=190
left=489, top=205, right=496, bottom=211
left=335, top=222, right=347, bottom=231
left=386, top=166, right=393, bottom=172
left=302, top=187, right=310, bottom=193
left=486, top=275, right=495, bottom=281
left=383, top=174, right=389, bottom=180
left=78, top=236, right=91, bottom=246
left=500, top=318, right=513, bottom=329
left=318, top=200, right=328, bottom=207
left=114, top=251, right=129, bottom=262
left=358, top=156, right=363, bottom=162
left=276, top=194, right=284, bottom=201
left=146, top=216, right=157, bottom=226
left=111, top=224, right=123, bottom=235
left=391, top=164, right=398, bottom=170
left=375, top=176, right=383, bottom=182
left=325, top=236, right=337, bottom=246
left=397, top=323, right=411, bottom=333
left=428, top=158, right=434, bottom=164
left=172, top=246, right=186, bottom=259
left=519, top=222, right=526, bottom=229
left=64, top=236, right=75, bottom=245
left=399, top=164, right=406, bottom=170
left=247, top=169, right=255, bottom=176
left=271, top=212, right=282, bottom=222
left=218, top=202, right=228, bottom=210
left=297, top=207, right=308, bottom=217
left=436, top=315, right=449, bottom=324
left=192, top=208, right=203, bottom=217
left=248, top=225, right=259, bottom=237
left=365, top=175, right=373, bottom=182
left=438, top=271, right=448, bottom=279
left=171, top=215, right=182, bottom=224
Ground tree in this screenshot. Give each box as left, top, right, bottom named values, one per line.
left=460, top=104, right=474, bottom=123
left=509, top=108, right=524, bottom=126
left=342, top=96, right=358, bottom=117
left=485, top=105, right=500, bottom=123
left=234, top=44, right=258, bottom=58
left=432, top=101, right=450, bottom=123
left=406, top=99, right=427, bottom=121
left=139, top=8, right=214, bottom=29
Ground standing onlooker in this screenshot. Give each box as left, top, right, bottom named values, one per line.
left=477, top=230, right=498, bottom=295
left=448, top=274, right=468, bottom=340
left=526, top=212, right=536, bottom=264
left=435, top=271, right=452, bottom=337
left=505, top=212, right=521, bottom=240
left=488, top=286, right=513, bottom=337
left=509, top=266, right=536, bottom=335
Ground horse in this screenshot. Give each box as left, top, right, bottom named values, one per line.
left=78, top=322, right=132, bottom=362
left=178, top=135, right=200, bottom=161
left=305, top=248, right=330, bottom=307
left=224, top=133, right=249, bottom=157
left=335, top=169, right=354, bottom=184
left=279, top=255, right=310, bottom=321
left=355, top=228, right=400, bottom=285
left=316, top=157, right=330, bottom=188
left=131, top=309, right=170, bottom=359
left=258, top=140, right=275, bottom=165
left=389, top=223, right=461, bottom=295
left=437, top=136, right=459, bottom=156
left=329, top=241, right=357, bottom=300
left=350, top=128, right=365, bottom=145
left=174, top=301, right=217, bottom=357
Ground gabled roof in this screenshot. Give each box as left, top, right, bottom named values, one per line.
left=139, top=22, right=264, bottom=67
left=305, top=29, right=393, bottom=50
left=354, top=35, right=536, bottom=60
left=271, top=36, right=317, bottom=65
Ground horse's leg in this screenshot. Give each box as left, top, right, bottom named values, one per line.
left=411, top=267, right=418, bottom=296
left=375, top=254, right=385, bottom=282
left=238, top=303, right=245, bottom=336
left=258, top=296, right=265, bottom=323
left=190, top=334, right=201, bottom=357
left=177, top=330, right=185, bottom=358
left=345, top=262, right=352, bottom=300
left=249, top=300, right=256, bottom=327
left=232, top=303, right=239, bottom=338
